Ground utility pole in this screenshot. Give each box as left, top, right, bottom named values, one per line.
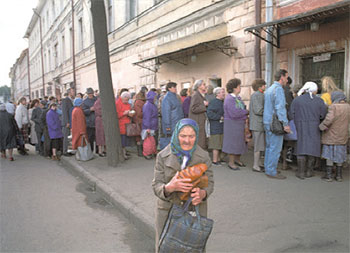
left=71, top=0, right=77, bottom=87
left=90, top=0, right=124, bottom=166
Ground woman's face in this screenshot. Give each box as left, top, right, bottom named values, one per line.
left=234, top=85, right=241, bottom=95
left=178, top=126, right=196, bottom=151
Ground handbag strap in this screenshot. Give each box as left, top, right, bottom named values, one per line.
left=80, top=135, right=86, bottom=146
left=183, top=197, right=202, bottom=225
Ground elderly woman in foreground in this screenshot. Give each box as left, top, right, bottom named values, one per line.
left=152, top=118, right=214, bottom=252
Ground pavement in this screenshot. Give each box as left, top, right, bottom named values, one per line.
left=59, top=147, right=350, bottom=252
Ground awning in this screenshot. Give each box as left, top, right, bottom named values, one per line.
left=133, top=35, right=236, bottom=72
left=244, top=0, right=350, bottom=48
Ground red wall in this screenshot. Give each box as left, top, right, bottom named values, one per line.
left=277, top=0, right=344, bottom=18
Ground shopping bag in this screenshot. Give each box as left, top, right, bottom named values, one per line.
left=126, top=123, right=141, bottom=137
left=159, top=198, right=214, bottom=253
left=284, top=120, right=297, bottom=141
left=143, top=135, right=157, bottom=156
left=76, top=136, right=94, bottom=161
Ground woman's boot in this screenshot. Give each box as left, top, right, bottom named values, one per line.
left=137, top=144, right=143, bottom=157
left=305, top=156, right=315, bottom=178
left=335, top=166, right=343, bottom=182
left=296, top=158, right=305, bottom=179
left=322, top=166, right=333, bottom=182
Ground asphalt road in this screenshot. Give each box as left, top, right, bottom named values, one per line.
left=0, top=151, right=154, bottom=252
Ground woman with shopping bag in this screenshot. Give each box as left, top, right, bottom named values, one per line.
left=152, top=118, right=214, bottom=252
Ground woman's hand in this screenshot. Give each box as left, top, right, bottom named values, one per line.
left=191, top=187, right=206, bottom=206
left=165, top=172, right=193, bottom=194
left=123, top=110, right=130, bottom=115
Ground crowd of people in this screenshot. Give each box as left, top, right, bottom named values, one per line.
left=1, top=69, right=349, bottom=182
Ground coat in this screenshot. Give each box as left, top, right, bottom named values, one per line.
left=0, top=110, right=17, bottom=150
left=31, top=106, right=43, bottom=132
left=207, top=98, right=224, bottom=135
left=28, top=108, right=38, bottom=144
left=182, top=96, right=191, bottom=118
left=222, top=94, right=248, bottom=155
left=61, top=96, right=73, bottom=127
left=94, top=98, right=105, bottom=146
left=161, top=92, right=184, bottom=135
left=152, top=144, right=214, bottom=251
left=290, top=93, right=327, bottom=157
left=263, top=82, right=288, bottom=128
left=82, top=96, right=97, bottom=128
left=15, top=103, right=29, bottom=129
left=116, top=98, right=131, bottom=135
left=71, top=106, right=88, bottom=149
left=132, top=95, right=146, bottom=125
left=142, top=91, right=158, bottom=130
left=189, top=91, right=208, bottom=149
left=46, top=109, right=63, bottom=139
left=249, top=90, right=264, bottom=132
left=319, top=102, right=350, bottom=145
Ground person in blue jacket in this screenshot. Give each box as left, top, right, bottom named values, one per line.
left=263, top=69, right=291, bottom=179
left=160, top=82, right=184, bottom=149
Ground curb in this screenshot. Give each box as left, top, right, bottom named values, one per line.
left=60, top=156, right=155, bottom=240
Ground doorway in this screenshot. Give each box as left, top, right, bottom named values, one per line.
left=301, top=52, right=345, bottom=90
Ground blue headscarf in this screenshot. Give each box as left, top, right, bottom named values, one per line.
left=170, top=118, right=199, bottom=167
left=74, top=98, right=83, bottom=107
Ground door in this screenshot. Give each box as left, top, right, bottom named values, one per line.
left=301, top=52, right=345, bottom=90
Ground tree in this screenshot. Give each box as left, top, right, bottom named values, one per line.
left=0, top=85, right=11, bottom=103
left=90, top=0, right=124, bottom=166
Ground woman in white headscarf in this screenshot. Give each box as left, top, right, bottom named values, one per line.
left=290, top=82, right=328, bottom=180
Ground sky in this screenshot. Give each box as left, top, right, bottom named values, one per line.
left=0, top=0, right=38, bottom=87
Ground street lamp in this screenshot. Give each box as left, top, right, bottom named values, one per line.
left=32, top=8, right=45, bottom=97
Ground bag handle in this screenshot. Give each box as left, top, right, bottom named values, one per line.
left=80, top=135, right=87, bottom=146
left=183, top=197, right=201, bottom=225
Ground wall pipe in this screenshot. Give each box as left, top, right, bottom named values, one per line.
left=265, top=0, right=273, bottom=86
left=254, top=0, right=262, bottom=79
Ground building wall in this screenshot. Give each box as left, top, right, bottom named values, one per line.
left=16, top=0, right=349, bottom=102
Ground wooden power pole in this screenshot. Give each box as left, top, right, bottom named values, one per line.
left=90, top=0, right=124, bottom=166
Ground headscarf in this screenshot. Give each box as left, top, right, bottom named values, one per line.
left=297, top=81, right=318, bottom=99
left=170, top=118, right=199, bottom=168
left=331, top=91, right=347, bottom=103
left=0, top=103, right=6, bottom=111
left=74, top=98, right=83, bottom=107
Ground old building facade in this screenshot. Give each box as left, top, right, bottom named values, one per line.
left=11, top=0, right=349, bottom=102
left=9, top=49, right=30, bottom=102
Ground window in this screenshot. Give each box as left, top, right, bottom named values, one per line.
left=69, top=27, right=73, bottom=57
left=40, top=88, right=44, bottom=97
left=78, top=18, right=83, bottom=51
left=127, top=0, right=138, bottom=21
left=36, top=90, right=39, bottom=98
left=54, top=43, right=59, bottom=67
left=48, top=50, right=51, bottom=71
left=32, top=92, right=35, bottom=98
left=107, top=0, right=114, bottom=32
left=61, top=35, right=65, bottom=62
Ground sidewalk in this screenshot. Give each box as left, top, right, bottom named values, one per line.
left=60, top=148, right=349, bottom=252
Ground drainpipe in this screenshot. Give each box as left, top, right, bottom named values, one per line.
left=254, top=0, right=262, bottom=78
left=265, top=0, right=273, bottom=86
left=33, top=8, right=45, bottom=97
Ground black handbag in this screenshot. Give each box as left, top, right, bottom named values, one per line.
left=271, top=113, right=285, bottom=135
left=159, top=198, right=214, bottom=253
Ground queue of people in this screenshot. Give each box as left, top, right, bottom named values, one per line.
left=1, top=70, right=349, bottom=183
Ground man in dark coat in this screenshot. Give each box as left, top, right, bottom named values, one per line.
left=290, top=82, right=327, bottom=179
left=82, top=87, right=97, bottom=151
left=61, top=88, right=74, bottom=156
left=31, top=100, right=45, bottom=155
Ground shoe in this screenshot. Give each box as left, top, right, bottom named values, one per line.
left=322, top=166, right=333, bottom=182
left=9, top=157, right=14, bottom=161
left=266, top=173, right=286, bottom=179
left=144, top=155, right=152, bottom=160
left=98, top=153, right=106, bottom=157
left=252, top=167, right=263, bottom=173
left=296, top=158, right=306, bottom=180
left=234, top=161, right=246, bottom=167
left=335, top=166, right=342, bottom=182
left=305, top=156, right=315, bottom=178
left=228, top=164, right=240, bottom=171
left=52, top=155, right=58, bottom=161
left=212, top=161, right=221, bottom=166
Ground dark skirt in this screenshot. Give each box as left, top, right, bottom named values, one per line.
left=51, top=138, right=63, bottom=150
left=121, top=135, right=129, bottom=148
left=222, top=119, right=247, bottom=155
